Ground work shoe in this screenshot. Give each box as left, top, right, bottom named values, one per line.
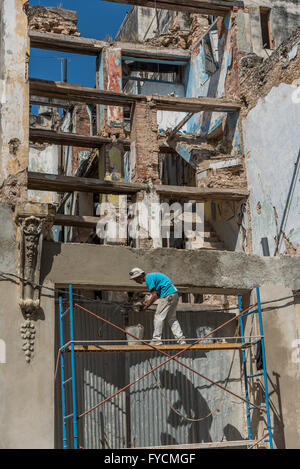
left=149, top=340, right=163, bottom=346
left=178, top=339, right=187, bottom=345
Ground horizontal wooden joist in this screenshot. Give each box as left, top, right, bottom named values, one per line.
left=28, top=171, right=249, bottom=201
left=29, top=31, right=190, bottom=61
left=155, top=184, right=248, bottom=200
left=151, top=95, right=241, bottom=112
left=29, top=30, right=107, bottom=55
left=30, top=79, right=241, bottom=112
left=28, top=171, right=146, bottom=194
left=30, top=95, right=72, bottom=109
left=29, top=128, right=174, bottom=153
left=69, top=342, right=251, bottom=353
left=30, top=78, right=142, bottom=107
left=29, top=128, right=130, bottom=149
left=54, top=214, right=101, bottom=228
left=103, top=0, right=244, bottom=16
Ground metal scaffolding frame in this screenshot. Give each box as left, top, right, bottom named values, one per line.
left=58, top=284, right=273, bottom=450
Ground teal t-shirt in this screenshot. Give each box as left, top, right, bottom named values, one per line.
left=145, top=273, right=178, bottom=298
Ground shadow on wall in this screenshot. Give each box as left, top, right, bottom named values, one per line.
left=204, top=200, right=244, bottom=252
left=159, top=369, right=213, bottom=444
left=40, top=240, right=62, bottom=285
left=249, top=371, right=285, bottom=449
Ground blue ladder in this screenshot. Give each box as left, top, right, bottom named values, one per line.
left=59, top=284, right=78, bottom=449
left=239, top=286, right=273, bottom=449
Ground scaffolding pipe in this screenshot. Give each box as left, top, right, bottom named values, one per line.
left=69, top=285, right=79, bottom=449
left=256, top=287, right=274, bottom=449
left=59, top=297, right=68, bottom=449
left=239, top=296, right=252, bottom=441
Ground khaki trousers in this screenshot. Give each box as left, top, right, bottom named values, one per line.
left=152, top=292, right=185, bottom=341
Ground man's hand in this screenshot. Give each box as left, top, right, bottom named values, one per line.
left=141, top=300, right=151, bottom=311
left=140, top=290, right=159, bottom=311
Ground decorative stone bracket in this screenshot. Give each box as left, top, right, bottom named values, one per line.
left=15, top=202, right=56, bottom=362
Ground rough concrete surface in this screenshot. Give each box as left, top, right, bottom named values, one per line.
left=0, top=202, right=55, bottom=448
left=41, top=242, right=300, bottom=293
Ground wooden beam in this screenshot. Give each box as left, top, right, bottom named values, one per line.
left=30, top=79, right=241, bottom=112
left=28, top=172, right=249, bottom=201
left=27, top=171, right=147, bottom=194
left=155, top=184, right=249, bottom=201
left=30, top=78, right=143, bottom=107
left=29, top=31, right=107, bottom=55
left=152, top=95, right=241, bottom=112
left=103, top=0, right=243, bottom=16
left=29, top=128, right=130, bottom=149
left=29, top=128, right=174, bottom=153
left=54, top=214, right=100, bottom=228
left=30, top=95, right=72, bottom=109
left=29, top=31, right=190, bottom=61
left=70, top=342, right=251, bottom=353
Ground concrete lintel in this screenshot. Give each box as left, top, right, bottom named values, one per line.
left=41, top=242, right=300, bottom=294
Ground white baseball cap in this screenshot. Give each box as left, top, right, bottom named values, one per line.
left=129, top=267, right=145, bottom=280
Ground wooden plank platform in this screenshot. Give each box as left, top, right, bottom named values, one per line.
left=70, top=343, right=251, bottom=353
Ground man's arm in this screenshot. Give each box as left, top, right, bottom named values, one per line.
left=141, top=290, right=159, bottom=311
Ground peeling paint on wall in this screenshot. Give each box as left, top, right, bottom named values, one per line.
left=0, top=0, right=29, bottom=185
left=243, top=83, right=300, bottom=256
left=106, top=48, right=123, bottom=127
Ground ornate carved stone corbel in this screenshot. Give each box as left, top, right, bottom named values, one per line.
left=15, top=202, right=56, bottom=362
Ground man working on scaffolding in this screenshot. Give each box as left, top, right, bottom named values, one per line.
left=129, top=268, right=186, bottom=346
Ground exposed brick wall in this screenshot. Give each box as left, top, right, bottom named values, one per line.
left=130, top=101, right=160, bottom=184
left=71, top=105, right=92, bottom=176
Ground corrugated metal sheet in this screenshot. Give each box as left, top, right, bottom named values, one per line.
left=127, top=309, right=245, bottom=447
left=55, top=299, right=246, bottom=449
left=55, top=299, right=127, bottom=449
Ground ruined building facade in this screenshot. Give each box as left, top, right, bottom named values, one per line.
left=0, top=0, right=300, bottom=449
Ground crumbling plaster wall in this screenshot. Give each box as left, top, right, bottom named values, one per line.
left=243, top=83, right=300, bottom=256
left=28, top=144, right=59, bottom=204
left=116, top=6, right=178, bottom=43
left=237, top=1, right=300, bottom=57
left=241, top=30, right=300, bottom=256
left=186, top=14, right=241, bottom=153
left=0, top=0, right=29, bottom=199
